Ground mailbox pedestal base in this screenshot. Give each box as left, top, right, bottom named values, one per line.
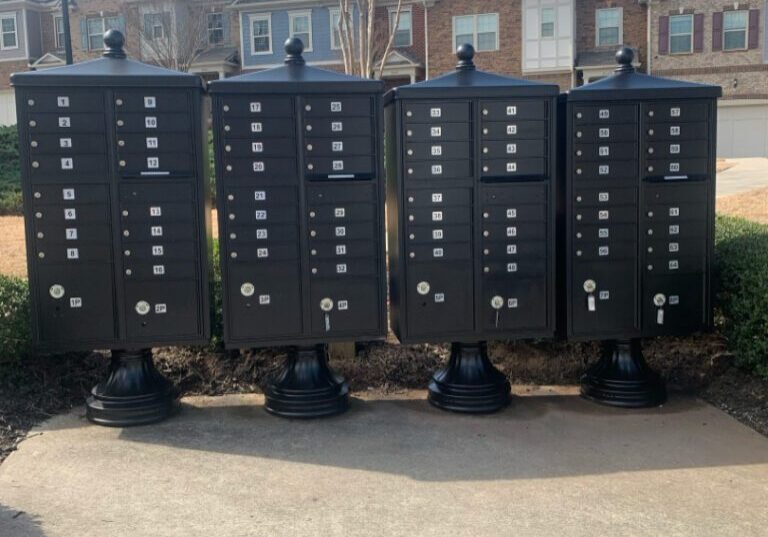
left=264, top=345, right=350, bottom=418
left=86, top=349, right=177, bottom=427
left=581, top=339, right=666, bottom=408
left=428, top=342, right=511, bottom=413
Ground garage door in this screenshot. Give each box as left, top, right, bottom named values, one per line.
left=0, top=89, right=16, bottom=126
left=717, top=101, right=768, bottom=158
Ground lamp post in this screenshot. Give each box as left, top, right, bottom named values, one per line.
left=62, top=0, right=73, bottom=64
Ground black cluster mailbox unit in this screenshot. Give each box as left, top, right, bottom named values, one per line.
left=385, top=45, right=559, bottom=413
left=12, top=31, right=211, bottom=426
left=210, top=39, right=387, bottom=418
left=566, top=48, right=721, bottom=407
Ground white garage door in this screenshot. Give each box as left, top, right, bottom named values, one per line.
left=0, top=89, right=16, bottom=126
left=717, top=100, right=768, bottom=158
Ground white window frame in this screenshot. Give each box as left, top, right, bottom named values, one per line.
left=145, top=13, right=167, bottom=40
left=389, top=7, right=413, bottom=48
left=288, top=10, right=312, bottom=52
left=669, top=14, right=694, bottom=55
left=596, top=7, right=622, bottom=47
left=0, top=13, right=19, bottom=51
left=54, top=15, right=65, bottom=49
left=723, top=10, right=748, bottom=51
left=452, top=13, right=499, bottom=52
left=249, top=13, right=272, bottom=55
left=86, top=16, right=120, bottom=51
left=207, top=12, right=224, bottom=45
left=540, top=7, right=556, bottom=39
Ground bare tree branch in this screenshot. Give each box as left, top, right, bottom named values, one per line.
left=377, top=0, right=404, bottom=79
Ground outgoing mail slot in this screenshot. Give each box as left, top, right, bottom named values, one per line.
left=643, top=183, right=708, bottom=204
left=305, top=137, right=374, bottom=157
left=305, top=156, right=375, bottom=177
left=573, top=187, right=637, bottom=206
left=405, top=123, right=471, bottom=141
left=125, top=241, right=196, bottom=261
left=222, top=117, right=296, bottom=139
left=114, top=92, right=190, bottom=112
left=482, top=120, right=546, bottom=139
left=226, top=186, right=297, bottom=206
left=124, top=280, right=201, bottom=339
left=117, top=134, right=195, bottom=154
left=405, top=262, right=473, bottom=337
left=310, top=279, right=380, bottom=335
left=220, top=96, right=293, bottom=117
left=482, top=139, right=546, bottom=159
left=27, top=113, right=106, bottom=133
left=406, top=224, right=472, bottom=244
left=31, top=184, right=109, bottom=205
left=119, top=182, right=192, bottom=203
left=35, top=264, right=116, bottom=343
left=307, top=182, right=376, bottom=203
left=405, top=141, right=471, bottom=161
left=404, top=102, right=470, bottom=123
left=29, top=134, right=107, bottom=155
left=310, top=258, right=378, bottom=278
left=481, top=204, right=546, bottom=222
left=121, top=202, right=195, bottom=223
left=311, top=240, right=377, bottom=259
left=481, top=277, right=547, bottom=332
left=309, top=202, right=375, bottom=223
left=573, top=104, right=637, bottom=124
left=34, top=203, right=109, bottom=224
left=407, top=206, right=471, bottom=225
left=482, top=183, right=547, bottom=205
left=573, top=160, right=637, bottom=180
left=123, top=260, right=197, bottom=280
left=406, top=188, right=471, bottom=206
left=35, top=241, right=113, bottom=264
left=644, top=102, right=709, bottom=123
left=227, top=262, right=302, bottom=340
left=644, top=122, right=707, bottom=141
left=405, top=160, right=472, bottom=179
left=481, top=158, right=545, bottom=177
left=115, top=113, right=191, bottom=133
left=480, top=100, right=546, bottom=120
left=303, top=117, right=372, bottom=137
left=304, top=96, right=371, bottom=117
left=573, top=142, right=636, bottom=161
left=118, top=152, right=194, bottom=175
left=407, top=242, right=472, bottom=262
left=644, top=158, right=708, bottom=178
left=29, top=155, right=107, bottom=179
left=25, top=91, right=105, bottom=112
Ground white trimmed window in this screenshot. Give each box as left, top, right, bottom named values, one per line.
left=86, top=16, right=120, bottom=50
left=143, top=13, right=167, bottom=40
left=453, top=14, right=499, bottom=52
left=250, top=14, right=272, bottom=54
left=596, top=8, right=622, bottom=46
left=208, top=12, right=224, bottom=45
left=540, top=7, right=555, bottom=38
left=289, top=11, right=312, bottom=51
left=54, top=15, right=65, bottom=49
left=0, top=13, right=18, bottom=50
left=669, top=14, right=693, bottom=54
left=723, top=10, right=748, bottom=51
left=390, top=8, right=412, bottom=47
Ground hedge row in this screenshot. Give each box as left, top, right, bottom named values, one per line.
left=0, top=125, right=21, bottom=215
left=2, top=218, right=768, bottom=378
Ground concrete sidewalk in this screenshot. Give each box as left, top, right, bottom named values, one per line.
left=1, top=391, right=767, bottom=537
left=717, top=157, right=768, bottom=197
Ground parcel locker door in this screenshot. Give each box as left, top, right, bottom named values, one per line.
left=406, top=262, right=473, bottom=337
left=124, top=280, right=201, bottom=339
left=227, top=262, right=302, bottom=340
left=481, top=277, right=547, bottom=332
left=642, top=273, right=706, bottom=335
left=35, top=264, right=116, bottom=343
left=310, top=279, right=380, bottom=335
left=571, top=261, right=637, bottom=337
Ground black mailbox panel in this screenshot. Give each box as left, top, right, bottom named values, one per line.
left=13, top=48, right=211, bottom=352
left=385, top=57, right=558, bottom=344
left=210, top=52, right=386, bottom=348
left=565, top=57, right=720, bottom=341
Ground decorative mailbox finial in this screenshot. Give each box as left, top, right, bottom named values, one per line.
left=615, top=47, right=635, bottom=74
left=103, top=29, right=126, bottom=59
left=456, top=43, right=476, bottom=71
left=284, top=37, right=306, bottom=65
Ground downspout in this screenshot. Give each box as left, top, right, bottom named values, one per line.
left=423, top=0, right=429, bottom=79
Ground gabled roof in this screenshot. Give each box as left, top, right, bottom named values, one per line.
left=570, top=47, right=722, bottom=100
left=29, top=52, right=65, bottom=69
left=192, top=46, right=240, bottom=66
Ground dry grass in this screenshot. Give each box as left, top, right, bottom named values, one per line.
left=0, top=216, right=27, bottom=278
left=717, top=187, right=768, bottom=225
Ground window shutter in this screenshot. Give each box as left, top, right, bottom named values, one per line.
left=658, top=16, right=669, bottom=54
left=748, top=9, right=760, bottom=49
left=80, top=18, right=88, bottom=50
left=712, top=12, right=723, bottom=51
left=143, top=14, right=151, bottom=36
left=162, top=12, right=171, bottom=36
left=693, top=14, right=704, bottom=52
left=222, top=13, right=231, bottom=44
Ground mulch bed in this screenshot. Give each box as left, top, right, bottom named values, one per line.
left=3, top=333, right=766, bottom=464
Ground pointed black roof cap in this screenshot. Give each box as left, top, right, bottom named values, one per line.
left=209, top=38, right=383, bottom=94
left=11, top=30, right=203, bottom=88
left=569, top=47, right=721, bottom=101
left=386, top=44, right=559, bottom=101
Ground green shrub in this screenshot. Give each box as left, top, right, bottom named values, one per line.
left=0, top=125, right=22, bottom=215
left=208, top=129, right=216, bottom=205
left=0, top=274, right=30, bottom=363
left=715, top=215, right=768, bottom=378
left=209, top=238, right=223, bottom=349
